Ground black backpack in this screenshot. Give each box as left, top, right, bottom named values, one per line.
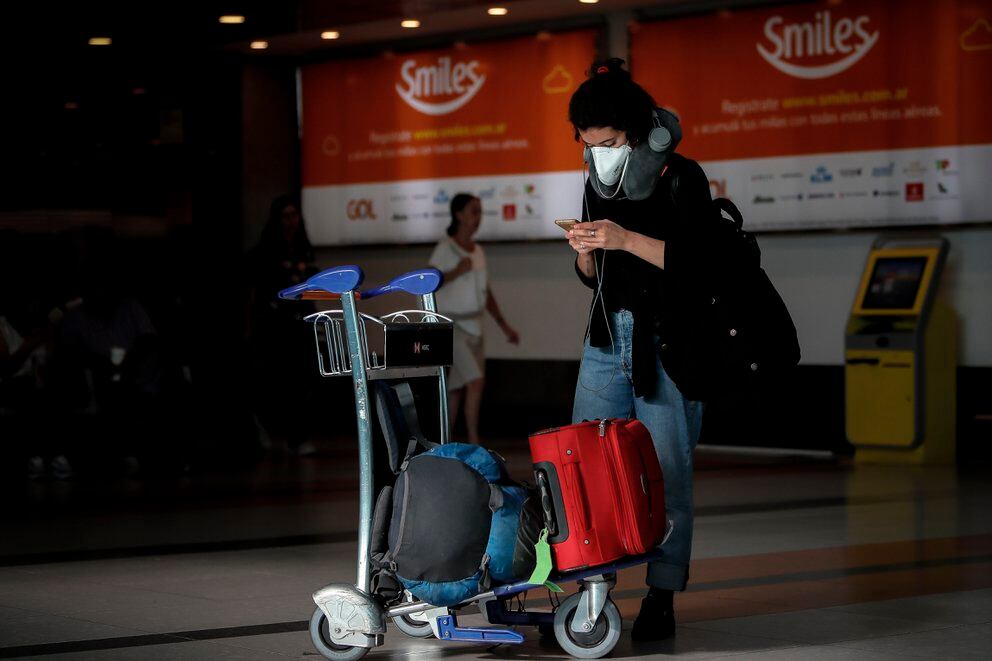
left=368, top=382, right=543, bottom=607
left=660, top=176, right=801, bottom=402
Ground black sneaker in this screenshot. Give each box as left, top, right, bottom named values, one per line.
left=631, top=588, right=676, bottom=641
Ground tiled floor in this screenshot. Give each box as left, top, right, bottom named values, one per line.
left=1, top=442, right=990, bottom=660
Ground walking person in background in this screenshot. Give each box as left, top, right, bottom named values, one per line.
left=429, top=193, right=519, bottom=445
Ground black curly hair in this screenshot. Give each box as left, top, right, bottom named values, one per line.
left=568, top=58, right=658, bottom=145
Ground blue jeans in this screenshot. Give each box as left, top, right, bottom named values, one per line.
left=572, top=310, right=703, bottom=591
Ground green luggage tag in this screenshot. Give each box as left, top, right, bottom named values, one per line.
left=527, top=528, right=563, bottom=592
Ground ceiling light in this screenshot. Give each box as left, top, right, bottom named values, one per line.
left=250, top=40, right=268, bottom=50
left=321, top=30, right=340, bottom=40
left=400, top=19, right=421, bottom=28
left=88, top=37, right=112, bottom=46
left=579, top=0, right=600, bottom=4
left=219, top=15, right=245, bottom=24
left=488, top=7, right=509, bottom=15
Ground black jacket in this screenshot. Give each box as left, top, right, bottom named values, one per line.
left=575, top=153, right=728, bottom=399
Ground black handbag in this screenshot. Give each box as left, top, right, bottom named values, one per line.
left=659, top=178, right=800, bottom=402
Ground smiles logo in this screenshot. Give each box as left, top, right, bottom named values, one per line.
left=758, top=10, right=879, bottom=79
left=396, top=57, right=486, bottom=116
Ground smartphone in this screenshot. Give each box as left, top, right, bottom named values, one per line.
left=554, top=218, right=581, bottom=232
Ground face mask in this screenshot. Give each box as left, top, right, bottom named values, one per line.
left=589, top=145, right=632, bottom=187
left=584, top=108, right=683, bottom=201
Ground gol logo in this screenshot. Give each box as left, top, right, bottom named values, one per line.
left=758, top=10, right=878, bottom=79
left=346, top=199, right=377, bottom=220
left=396, top=56, right=486, bottom=116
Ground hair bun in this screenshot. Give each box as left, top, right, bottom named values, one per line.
left=590, top=58, right=629, bottom=79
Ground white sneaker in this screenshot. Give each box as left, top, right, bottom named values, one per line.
left=51, top=455, right=73, bottom=480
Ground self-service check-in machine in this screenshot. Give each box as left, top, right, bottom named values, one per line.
left=845, top=236, right=956, bottom=464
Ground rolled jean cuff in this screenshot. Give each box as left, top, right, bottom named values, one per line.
left=646, top=560, right=689, bottom=592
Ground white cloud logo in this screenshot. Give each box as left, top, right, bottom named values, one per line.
left=396, top=57, right=486, bottom=116
left=757, top=10, right=879, bottom=79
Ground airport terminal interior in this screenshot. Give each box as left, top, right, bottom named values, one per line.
left=1, top=1, right=990, bottom=660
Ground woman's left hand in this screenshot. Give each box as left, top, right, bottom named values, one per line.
left=568, top=220, right=629, bottom=252
left=500, top=322, right=520, bottom=345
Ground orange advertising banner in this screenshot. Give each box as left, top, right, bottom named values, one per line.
left=632, top=0, right=992, bottom=230
left=303, top=32, right=593, bottom=185
left=633, top=0, right=992, bottom=159
left=300, top=30, right=595, bottom=244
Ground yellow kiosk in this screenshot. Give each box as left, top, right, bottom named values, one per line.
left=845, top=236, right=956, bottom=464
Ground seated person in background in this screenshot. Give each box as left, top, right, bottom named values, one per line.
left=56, top=264, right=163, bottom=475
left=1, top=304, right=70, bottom=479
left=246, top=194, right=319, bottom=455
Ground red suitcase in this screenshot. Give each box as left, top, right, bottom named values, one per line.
left=529, top=419, right=666, bottom=572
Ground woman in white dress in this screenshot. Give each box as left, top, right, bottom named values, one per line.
left=428, top=193, right=519, bottom=444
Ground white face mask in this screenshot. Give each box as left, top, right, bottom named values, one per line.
left=589, top=144, right=632, bottom=187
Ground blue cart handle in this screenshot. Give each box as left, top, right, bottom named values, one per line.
left=278, top=264, right=365, bottom=300
left=361, top=268, right=442, bottom=299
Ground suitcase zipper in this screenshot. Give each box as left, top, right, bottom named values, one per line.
left=602, top=420, right=641, bottom=554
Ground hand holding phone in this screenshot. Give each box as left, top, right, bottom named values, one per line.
left=555, top=218, right=580, bottom=232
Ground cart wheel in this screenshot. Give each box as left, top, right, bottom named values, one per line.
left=391, top=612, right=434, bottom=638
left=552, top=594, right=621, bottom=659
left=310, top=607, right=370, bottom=660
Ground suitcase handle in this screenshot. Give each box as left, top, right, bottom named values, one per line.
left=565, top=462, right=592, bottom=533
left=534, top=463, right=570, bottom=544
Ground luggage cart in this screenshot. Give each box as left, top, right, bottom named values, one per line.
left=280, top=265, right=664, bottom=660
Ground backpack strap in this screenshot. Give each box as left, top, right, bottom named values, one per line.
left=488, top=484, right=506, bottom=513
left=393, top=382, right=439, bottom=462
left=369, top=485, right=398, bottom=574
left=373, top=382, right=439, bottom=474
left=478, top=553, right=493, bottom=592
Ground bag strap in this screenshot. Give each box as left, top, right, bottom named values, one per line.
left=393, top=382, right=439, bottom=463
left=488, top=484, right=505, bottom=512
left=478, top=553, right=492, bottom=592
left=669, top=166, right=743, bottom=232
left=714, top=197, right=744, bottom=230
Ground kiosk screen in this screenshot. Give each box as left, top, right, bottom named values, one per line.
left=862, top=257, right=928, bottom=310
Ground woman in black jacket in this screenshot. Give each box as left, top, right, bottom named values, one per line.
left=566, top=59, right=719, bottom=641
